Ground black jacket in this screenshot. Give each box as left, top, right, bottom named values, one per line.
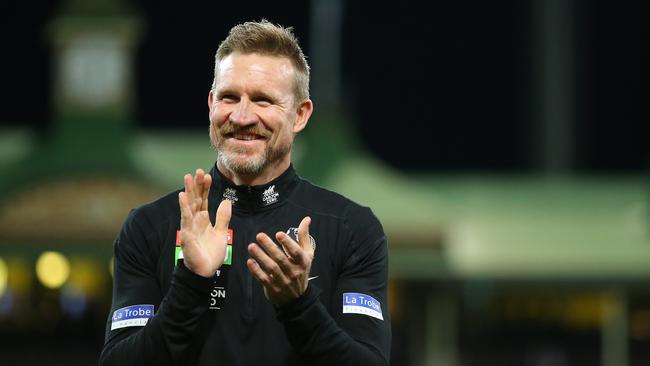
left=100, top=165, right=391, bottom=365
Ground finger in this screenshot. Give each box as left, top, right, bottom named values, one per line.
left=193, top=169, right=205, bottom=210
left=178, top=192, right=193, bottom=232
left=214, top=199, right=232, bottom=231
left=298, top=216, right=312, bottom=254
left=195, top=168, right=204, bottom=181
left=200, top=173, right=212, bottom=211
left=256, top=233, right=292, bottom=271
left=184, top=174, right=193, bottom=197
left=246, top=258, right=273, bottom=286
left=184, top=173, right=199, bottom=214
left=194, top=169, right=205, bottom=194
left=248, top=241, right=287, bottom=282
left=275, top=231, right=304, bottom=264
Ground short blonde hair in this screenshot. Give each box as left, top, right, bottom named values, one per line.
left=213, top=20, right=310, bottom=102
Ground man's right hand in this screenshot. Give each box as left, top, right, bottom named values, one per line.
left=178, top=169, right=232, bottom=278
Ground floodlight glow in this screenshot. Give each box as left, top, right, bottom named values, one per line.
left=0, top=258, right=7, bottom=297
left=36, top=251, right=70, bottom=289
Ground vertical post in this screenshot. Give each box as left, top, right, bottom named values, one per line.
left=309, top=0, right=343, bottom=112
left=301, top=0, right=349, bottom=182
left=601, top=288, right=628, bottom=366
left=424, top=289, right=459, bottom=366
left=532, top=0, right=575, bottom=173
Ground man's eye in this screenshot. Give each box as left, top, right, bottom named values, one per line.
left=220, top=95, right=238, bottom=102
left=252, top=97, right=272, bottom=106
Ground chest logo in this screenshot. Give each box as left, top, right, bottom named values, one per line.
left=222, top=188, right=239, bottom=204
left=262, top=185, right=279, bottom=206
left=285, top=227, right=316, bottom=254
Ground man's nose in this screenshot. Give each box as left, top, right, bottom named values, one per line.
left=229, top=99, right=258, bottom=126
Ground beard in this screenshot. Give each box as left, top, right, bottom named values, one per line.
left=210, top=123, right=292, bottom=177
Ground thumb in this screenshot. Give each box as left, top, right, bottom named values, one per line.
left=214, top=199, right=232, bottom=232
left=298, top=216, right=312, bottom=253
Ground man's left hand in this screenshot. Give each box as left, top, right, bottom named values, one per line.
left=246, top=217, right=313, bottom=306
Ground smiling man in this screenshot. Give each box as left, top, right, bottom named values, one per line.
left=100, top=20, right=391, bottom=366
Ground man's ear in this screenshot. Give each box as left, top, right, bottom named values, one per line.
left=293, top=99, right=313, bottom=134
left=208, top=90, right=215, bottom=115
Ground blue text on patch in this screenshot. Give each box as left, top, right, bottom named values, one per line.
left=342, top=292, right=383, bottom=320
left=111, top=304, right=154, bottom=330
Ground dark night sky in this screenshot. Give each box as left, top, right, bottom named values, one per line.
left=1, top=0, right=647, bottom=173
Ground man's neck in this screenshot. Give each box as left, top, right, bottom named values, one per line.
left=216, top=158, right=291, bottom=186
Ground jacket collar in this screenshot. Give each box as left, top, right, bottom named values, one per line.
left=210, top=164, right=299, bottom=211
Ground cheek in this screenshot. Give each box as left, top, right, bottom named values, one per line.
left=210, top=104, right=230, bottom=127
left=208, top=117, right=219, bottom=135
left=209, top=115, right=226, bottom=143
left=273, top=122, right=295, bottom=146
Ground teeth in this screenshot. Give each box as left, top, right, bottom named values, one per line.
left=234, top=134, right=257, bottom=141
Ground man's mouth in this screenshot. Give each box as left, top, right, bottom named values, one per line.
left=226, top=132, right=265, bottom=141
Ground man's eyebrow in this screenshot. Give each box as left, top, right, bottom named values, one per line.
left=250, top=91, right=277, bottom=101
left=215, top=88, right=237, bottom=97
left=215, top=88, right=281, bottom=103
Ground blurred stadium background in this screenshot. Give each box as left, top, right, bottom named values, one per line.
left=0, top=0, right=647, bottom=365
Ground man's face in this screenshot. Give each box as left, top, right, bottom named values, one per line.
left=209, top=53, right=308, bottom=177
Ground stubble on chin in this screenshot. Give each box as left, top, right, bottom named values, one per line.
left=209, top=123, right=293, bottom=177
left=217, top=148, right=267, bottom=176
left=210, top=130, right=268, bottom=176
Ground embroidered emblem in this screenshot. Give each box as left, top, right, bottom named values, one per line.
left=222, top=188, right=238, bottom=204
left=261, top=185, right=279, bottom=206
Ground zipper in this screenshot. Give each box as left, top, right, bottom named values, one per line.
left=244, top=186, right=254, bottom=321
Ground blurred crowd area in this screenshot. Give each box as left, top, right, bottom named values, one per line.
left=0, top=0, right=647, bottom=365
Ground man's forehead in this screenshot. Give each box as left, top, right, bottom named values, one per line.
left=217, top=52, right=295, bottom=78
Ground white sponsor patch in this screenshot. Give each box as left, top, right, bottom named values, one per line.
left=261, top=185, right=279, bottom=206
left=222, top=188, right=238, bottom=204
left=342, top=293, right=383, bottom=320
left=111, top=304, right=154, bottom=330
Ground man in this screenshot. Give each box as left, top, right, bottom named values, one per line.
left=100, top=20, right=391, bottom=365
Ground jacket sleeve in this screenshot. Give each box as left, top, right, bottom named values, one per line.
left=276, top=205, right=391, bottom=365
left=99, top=208, right=214, bottom=366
